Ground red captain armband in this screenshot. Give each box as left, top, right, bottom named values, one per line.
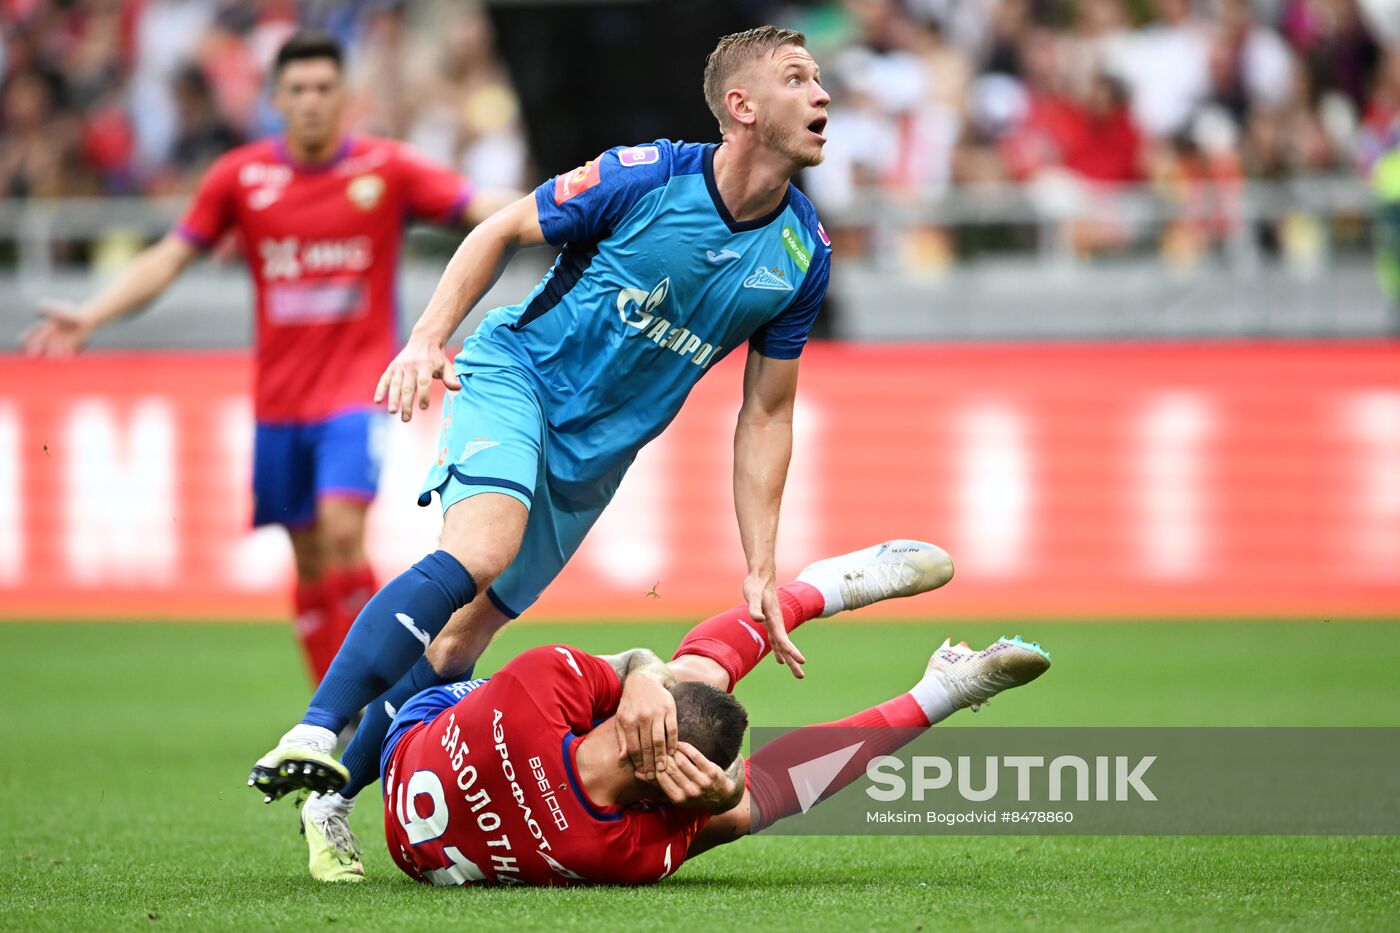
left=554, top=158, right=602, bottom=205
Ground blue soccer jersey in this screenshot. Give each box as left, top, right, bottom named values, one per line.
left=419, top=139, right=830, bottom=615
left=463, top=140, right=829, bottom=493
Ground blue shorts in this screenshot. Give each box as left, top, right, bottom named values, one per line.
left=379, top=677, right=487, bottom=788
left=253, top=408, right=387, bottom=529
left=417, top=366, right=613, bottom=618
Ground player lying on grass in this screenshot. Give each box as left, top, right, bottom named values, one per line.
left=252, top=540, right=1051, bottom=884
left=251, top=538, right=952, bottom=830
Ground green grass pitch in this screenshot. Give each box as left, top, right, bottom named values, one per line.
left=1, top=619, right=1397, bottom=931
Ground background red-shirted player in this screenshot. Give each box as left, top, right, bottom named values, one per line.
left=21, top=32, right=514, bottom=684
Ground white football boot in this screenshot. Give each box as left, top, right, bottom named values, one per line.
left=923, top=636, right=1051, bottom=712
left=301, top=793, right=365, bottom=883
left=797, top=540, right=955, bottom=617
left=248, top=724, right=348, bottom=803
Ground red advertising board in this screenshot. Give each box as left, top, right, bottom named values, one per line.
left=1, top=343, right=1397, bottom=621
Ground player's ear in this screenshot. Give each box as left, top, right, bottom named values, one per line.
left=725, top=753, right=745, bottom=786
left=724, top=87, right=757, bottom=128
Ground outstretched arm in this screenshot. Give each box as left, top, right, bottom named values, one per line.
left=22, top=235, right=199, bottom=356
left=733, top=349, right=803, bottom=677
left=669, top=581, right=827, bottom=692
left=375, top=192, right=546, bottom=421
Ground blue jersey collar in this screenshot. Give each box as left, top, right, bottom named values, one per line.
left=702, top=144, right=792, bottom=235
left=562, top=732, right=624, bottom=822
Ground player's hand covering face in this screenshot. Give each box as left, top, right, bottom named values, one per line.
left=654, top=742, right=744, bottom=814
left=748, top=45, right=829, bottom=168
left=615, top=671, right=679, bottom=781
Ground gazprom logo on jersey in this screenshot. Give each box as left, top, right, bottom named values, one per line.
left=617, top=146, right=660, bottom=167
left=616, top=276, right=723, bottom=368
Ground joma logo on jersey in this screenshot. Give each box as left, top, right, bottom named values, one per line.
left=240, top=163, right=292, bottom=211
left=616, top=276, right=723, bottom=368
left=258, top=236, right=373, bottom=280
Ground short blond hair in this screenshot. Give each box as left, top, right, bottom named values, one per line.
left=703, top=25, right=807, bottom=130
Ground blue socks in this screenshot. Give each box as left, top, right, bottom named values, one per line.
left=303, top=550, right=476, bottom=734
left=339, top=655, right=467, bottom=798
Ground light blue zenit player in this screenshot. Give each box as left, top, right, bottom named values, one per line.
left=416, top=138, right=832, bottom=617
left=255, top=32, right=839, bottom=872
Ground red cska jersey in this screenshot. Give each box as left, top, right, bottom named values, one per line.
left=383, top=645, right=710, bottom=887
left=175, top=136, right=470, bottom=422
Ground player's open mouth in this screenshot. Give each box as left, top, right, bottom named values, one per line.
left=807, top=116, right=827, bottom=142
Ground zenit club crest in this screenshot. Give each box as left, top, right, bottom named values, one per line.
left=743, top=266, right=792, bottom=291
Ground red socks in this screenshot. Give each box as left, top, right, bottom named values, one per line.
left=293, top=578, right=335, bottom=684
left=294, top=565, right=377, bottom=686
left=824, top=693, right=931, bottom=731
left=671, top=582, right=827, bottom=690
left=326, top=563, right=376, bottom=637
left=323, top=563, right=377, bottom=674
left=747, top=693, right=931, bottom=830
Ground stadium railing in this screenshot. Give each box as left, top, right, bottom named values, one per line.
left=0, top=175, right=1391, bottom=342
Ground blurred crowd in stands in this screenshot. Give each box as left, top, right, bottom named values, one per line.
left=784, top=0, right=1391, bottom=260
left=795, top=0, right=1389, bottom=204
left=0, top=0, right=1394, bottom=264
left=0, top=0, right=527, bottom=199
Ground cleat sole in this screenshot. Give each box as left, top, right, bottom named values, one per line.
left=246, top=748, right=348, bottom=803
left=999, top=634, right=1053, bottom=663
